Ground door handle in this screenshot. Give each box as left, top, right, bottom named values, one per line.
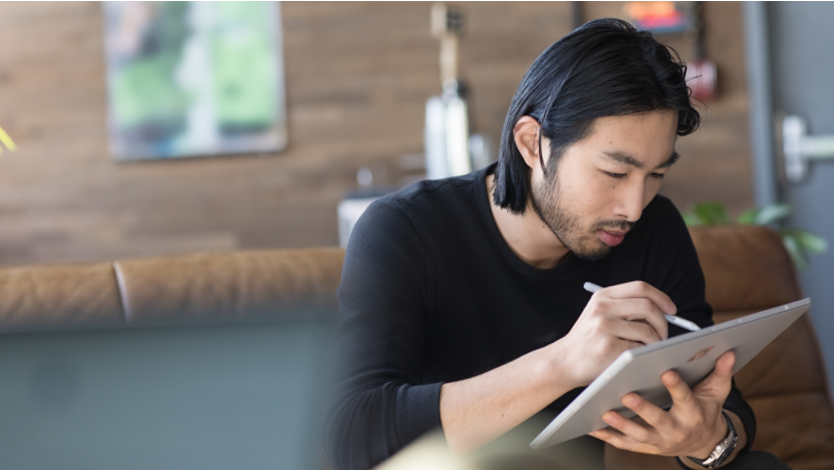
left=781, top=114, right=834, bottom=183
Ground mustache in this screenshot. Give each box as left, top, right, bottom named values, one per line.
left=593, top=220, right=635, bottom=232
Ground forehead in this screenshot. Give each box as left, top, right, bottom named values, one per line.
left=565, top=111, right=679, bottom=168
left=586, top=111, right=677, bottom=148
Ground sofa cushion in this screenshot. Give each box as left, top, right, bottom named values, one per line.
left=689, top=225, right=801, bottom=311
left=113, top=247, right=345, bottom=325
left=0, top=262, right=124, bottom=331
left=748, top=393, right=834, bottom=469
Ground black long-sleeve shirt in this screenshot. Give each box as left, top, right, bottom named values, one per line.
left=325, top=164, right=755, bottom=470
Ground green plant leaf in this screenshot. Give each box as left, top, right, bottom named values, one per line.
left=782, top=228, right=828, bottom=254
left=682, top=211, right=702, bottom=227
left=737, top=209, right=760, bottom=225
left=692, top=201, right=729, bottom=225
left=782, top=234, right=809, bottom=269
left=754, top=203, right=793, bottom=225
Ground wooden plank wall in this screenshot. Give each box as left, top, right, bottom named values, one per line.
left=0, top=2, right=752, bottom=266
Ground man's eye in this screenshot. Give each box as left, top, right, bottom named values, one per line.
left=605, top=172, right=627, bottom=179
left=650, top=173, right=666, bottom=179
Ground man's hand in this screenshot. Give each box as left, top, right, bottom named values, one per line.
left=588, top=351, right=737, bottom=459
left=557, top=281, right=677, bottom=388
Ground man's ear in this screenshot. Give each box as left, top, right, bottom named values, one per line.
left=513, top=116, right=543, bottom=171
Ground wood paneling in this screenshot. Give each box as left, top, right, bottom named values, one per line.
left=0, top=2, right=752, bottom=266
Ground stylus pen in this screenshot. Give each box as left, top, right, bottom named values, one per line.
left=583, top=282, right=701, bottom=332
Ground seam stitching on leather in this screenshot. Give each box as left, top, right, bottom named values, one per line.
left=112, top=261, right=131, bottom=325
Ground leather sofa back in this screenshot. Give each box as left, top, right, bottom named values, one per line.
left=114, top=247, right=344, bottom=325
left=0, top=247, right=345, bottom=331
left=0, top=262, right=124, bottom=331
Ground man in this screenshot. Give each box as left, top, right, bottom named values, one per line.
left=325, top=19, right=789, bottom=470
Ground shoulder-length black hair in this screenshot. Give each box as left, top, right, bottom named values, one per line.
left=493, top=18, right=700, bottom=214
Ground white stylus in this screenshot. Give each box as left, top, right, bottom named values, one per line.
left=583, top=282, right=701, bottom=332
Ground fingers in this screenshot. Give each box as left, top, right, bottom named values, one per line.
left=661, top=370, right=699, bottom=415
left=600, top=281, right=677, bottom=315
left=589, top=426, right=655, bottom=454
left=715, top=350, right=736, bottom=376
left=591, top=294, right=669, bottom=341
left=694, top=351, right=736, bottom=398
left=612, top=316, right=663, bottom=345
left=601, top=410, right=656, bottom=445
left=619, top=392, right=671, bottom=431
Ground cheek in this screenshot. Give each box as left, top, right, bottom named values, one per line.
left=583, top=174, right=619, bottom=206
left=560, top=176, right=616, bottom=221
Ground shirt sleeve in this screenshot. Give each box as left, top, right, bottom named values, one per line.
left=644, top=197, right=756, bottom=455
left=324, top=198, right=442, bottom=470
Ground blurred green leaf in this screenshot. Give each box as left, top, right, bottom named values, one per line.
left=782, top=228, right=828, bottom=254
left=682, top=211, right=703, bottom=227
left=782, top=234, right=808, bottom=270
left=754, top=203, right=793, bottom=225
left=692, top=201, right=730, bottom=225
left=688, top=200, right=826, bottom=270
left=737, top=209, right=759, bottom=225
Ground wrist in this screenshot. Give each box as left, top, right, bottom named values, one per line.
left=692, top=412, right=729, bottom=460
left=686, top=411, right=738, bottom=468
left=544, top=338, right=580, bottom=390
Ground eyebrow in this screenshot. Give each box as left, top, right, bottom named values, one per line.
left=602, top=150, right=680, bottom=170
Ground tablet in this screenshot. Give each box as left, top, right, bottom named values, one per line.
left=530, top=298, right=811, bottom=449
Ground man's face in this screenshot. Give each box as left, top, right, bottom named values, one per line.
left=529, top=111, right=679, bottom=260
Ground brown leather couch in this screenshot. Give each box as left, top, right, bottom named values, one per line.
left=0, top=226, right=831, bottom=469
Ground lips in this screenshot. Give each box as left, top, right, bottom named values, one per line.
left=598, top=229, right=626, bottom=246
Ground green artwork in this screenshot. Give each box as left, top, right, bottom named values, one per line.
left=103, top=1, right=286, bottom=160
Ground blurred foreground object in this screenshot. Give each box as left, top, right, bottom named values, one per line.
left=102, top=1, right=287, bottom=161
left=0, top=125, right=17, bottom=153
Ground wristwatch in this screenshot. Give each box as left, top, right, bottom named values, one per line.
left=687, top=412, right=738, bottom=468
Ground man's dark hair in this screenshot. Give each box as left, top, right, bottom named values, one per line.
left=493, top=18, right=700, bottom=214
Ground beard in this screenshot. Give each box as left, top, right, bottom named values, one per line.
left=529, top=168, right=634, bottom=261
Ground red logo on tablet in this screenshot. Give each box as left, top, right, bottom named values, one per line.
left=687, top=346, right=714, bottom=363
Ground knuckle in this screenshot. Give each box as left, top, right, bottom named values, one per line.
left=601, top=337, right=619, bottom=355
left=595, top=317, right=612, bottom=334
left=639, top=298, right=654, bottom=311
left=610, top=436, right=626, bottom=448
left=692, top=414, right=705, bottom=427
left=640, top=323, right=659, bottom=343
left=671, top=430, right=687, bottom=444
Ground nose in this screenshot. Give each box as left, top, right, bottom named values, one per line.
left=614, top=178, right=645, bottom=222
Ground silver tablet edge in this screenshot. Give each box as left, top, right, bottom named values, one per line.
left=630, top=298, right=811, bottom=359
left=529, top=351, right=634, bottom=449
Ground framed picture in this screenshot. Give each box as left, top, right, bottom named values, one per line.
left=103, top=1, right=287, bottom=161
